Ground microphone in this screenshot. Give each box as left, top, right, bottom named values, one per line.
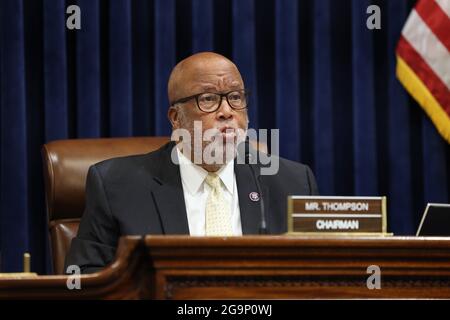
left=243, top=138, right=268, bottom=235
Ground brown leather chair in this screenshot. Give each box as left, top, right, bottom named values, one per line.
left=41, top=137, right=169, bottom=274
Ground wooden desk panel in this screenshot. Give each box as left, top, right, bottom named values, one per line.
left=1, top=236, right=450, bottom=299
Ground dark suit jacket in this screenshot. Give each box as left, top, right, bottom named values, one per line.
left=65, top=142, right=318, bottom=273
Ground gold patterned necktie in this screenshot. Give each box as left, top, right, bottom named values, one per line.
left=204, top=173, right=233, bottom=236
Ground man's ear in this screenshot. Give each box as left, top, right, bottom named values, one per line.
left=168, top=106, right=180, bottom=129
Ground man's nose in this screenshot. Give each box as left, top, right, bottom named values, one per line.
left=216, top=97, right=233, bottom=119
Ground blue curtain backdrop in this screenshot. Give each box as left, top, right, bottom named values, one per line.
left=0, top=0, right=449, bottom=273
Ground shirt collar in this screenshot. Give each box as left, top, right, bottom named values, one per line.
left=176, top=147, right=235, bottom=195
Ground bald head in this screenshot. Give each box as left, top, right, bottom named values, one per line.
left=166, top=52, right=249, bottom=172
left=167, top=52, right=244, bottom=105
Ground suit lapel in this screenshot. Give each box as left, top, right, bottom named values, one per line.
left=148, top=142, right=271, bottom=235
left=149, top=142, right=190, bottom=234
left=235, top=163, right=266, bottom=234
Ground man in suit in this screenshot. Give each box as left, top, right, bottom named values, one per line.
left=65, top=52, right=318, bottom=274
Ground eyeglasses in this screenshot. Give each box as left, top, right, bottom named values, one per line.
left=170, top=90, right=249, bottom=113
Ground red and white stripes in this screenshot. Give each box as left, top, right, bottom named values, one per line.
left=396, top=0, right=450, bottom=143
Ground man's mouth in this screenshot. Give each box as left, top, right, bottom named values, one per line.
left=218, top=126, right=237, bottom=139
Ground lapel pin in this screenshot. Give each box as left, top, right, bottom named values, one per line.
left=249, top=192, right=260, bottom=202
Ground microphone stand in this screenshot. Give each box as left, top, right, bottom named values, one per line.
left=244, top=139, right=268, bottom=235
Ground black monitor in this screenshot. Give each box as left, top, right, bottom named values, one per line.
left=416, top=203, right=450, bottom=236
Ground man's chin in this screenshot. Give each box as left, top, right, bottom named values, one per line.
left=193, top=142, right=237, bottom=168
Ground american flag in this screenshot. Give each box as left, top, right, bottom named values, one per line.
left=396, top=0, right=450, bottom=143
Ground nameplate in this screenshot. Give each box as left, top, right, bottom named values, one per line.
left=287, top=196, right=388, bottom=235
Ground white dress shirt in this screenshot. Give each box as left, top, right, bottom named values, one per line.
left=176, top=147, right=242, bottom=236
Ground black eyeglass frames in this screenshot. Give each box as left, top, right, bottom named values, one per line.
left=170, top=90, right=249, bottom=113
